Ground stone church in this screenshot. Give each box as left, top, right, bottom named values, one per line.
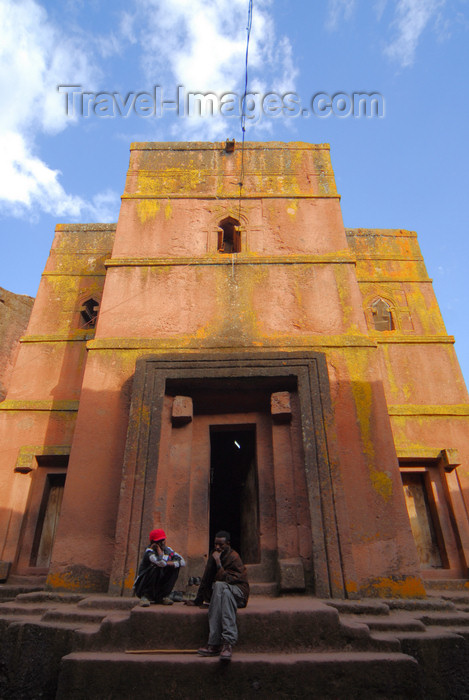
left=1, top=141, right=468, bottom=599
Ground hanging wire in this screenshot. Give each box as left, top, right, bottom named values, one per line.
left=234, top=0, right=253, bottom=276
left=69, top=4, right=255, bottom=327
left=239, top=0, right=253, bottom=199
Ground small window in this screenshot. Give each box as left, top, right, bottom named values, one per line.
left=218, top=217, right=241, bottom=254
left=80, top=298, right=99, bottom=329
left=371, top=298, right=394, bottom=331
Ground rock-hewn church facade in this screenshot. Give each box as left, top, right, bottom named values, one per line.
left=1, top=141, right=468, bottom=598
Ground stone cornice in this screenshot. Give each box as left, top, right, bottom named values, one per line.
left=20, top=332, right=94, bottom=343
left=375, top=335, right=454, bottom=344
left=86, top=336, right=377, bottom=351
left=121, top=193, right=341, bottom=200
left=356, top=278, right=433, bottom=283
left=0, top=400, right=79, bottom=412
left=354, top=254, right=424, bottom=261
left=389, top=405, right=469, bottom=416
left=41, top=272, right=107, bottom=277
left=104, top=254, right=356, bottom=267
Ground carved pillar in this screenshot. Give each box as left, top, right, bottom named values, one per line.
left=271, top=391, right=305, bottom=591
left=161, top=396, right=194, bottom=584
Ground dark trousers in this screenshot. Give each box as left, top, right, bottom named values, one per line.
left=135, top=566, right=180, bottom=603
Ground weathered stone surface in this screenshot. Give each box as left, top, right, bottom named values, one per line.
left=57, top=651, right=421, bottom=700
left=3, top=592, right=469, bottom=698
left=278, top=557, right=306, bottom=591
left=0, top=286, right=34, bottom=400
left=270, top=390, right=292, bottom=423
left=171, top=395, right=193, bottom=425
left=0, top=141, right=468, bottom=608
left=0, top=561, right=11, bottom=582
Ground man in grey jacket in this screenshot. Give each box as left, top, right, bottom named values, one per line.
left=187, top=530, right=249, bottom=661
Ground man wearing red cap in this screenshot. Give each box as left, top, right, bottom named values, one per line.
left=134, top=529, right=186, bottom=607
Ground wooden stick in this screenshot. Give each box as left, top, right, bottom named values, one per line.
left=126, top=649, right=198, bottom=654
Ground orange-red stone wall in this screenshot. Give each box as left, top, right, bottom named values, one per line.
left=0, top=287, right=34, bottom=401
left=347, top=227, right=469, bottom=579
left=45, top=144, right=422, bottom=595
left=2, top=143, right=468, bottom=598
left=0, top=225, right=115, bottom=575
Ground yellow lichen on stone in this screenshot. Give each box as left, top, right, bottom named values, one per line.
left=343, top=349, right=395, bottom=502
left=360, top=576, right=426, bottom=598
left=136, top=198, right=160, bottom=223
left=345, top=350, right=375, bottom=462
left=334, top=265, right=359, bottom=332
left=46, top=571, right=82, bottom=591
left=370, top=469, right=393, bottom=501
left=123, top=567, right=136, bottom=590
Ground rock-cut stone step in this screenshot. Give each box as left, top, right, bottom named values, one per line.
left=41, top=607, right=110, bottom=625
left=56, top=650, right=421, bottom=700
left=126, top=598, right=392, bottom=655
left=414, top=610, right=469, bottom=627
left=0, top=602, right=53, bottom=618
left=0, top=584, right=44, bottom=602
left=341, top=613, right=426, bottom=633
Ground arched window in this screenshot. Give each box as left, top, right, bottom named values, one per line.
left=218, top=217, right=241, bottom=254
left=371, top=298, right=394, bottom=331
left=80, top=298, right=99, bottom=329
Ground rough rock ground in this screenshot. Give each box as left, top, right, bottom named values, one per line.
left=2, top=583, right=469, bottom=698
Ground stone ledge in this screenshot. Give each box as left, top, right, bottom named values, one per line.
left=86, top=336, right=378, bottom=351
left=104, top=253, right=356, bottom=267
left=0, top=400, right=79, bottom=412
left=55, top=224, right=117, bottom=232
left=389, top=405, right=469, bottom=416
left=130, top=141, right=332, bottom=152
left=346, top=228, right=418, bottom=238
left=121, top=192, right=341, bottom=200
left=20, top=332, right=94, bottom=343
left=376, top=335, right=455, bottom=344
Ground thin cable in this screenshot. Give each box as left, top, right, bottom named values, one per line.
left=235, top=0, right=253, bottom=277
left=238, top=0, right=253, bottom=206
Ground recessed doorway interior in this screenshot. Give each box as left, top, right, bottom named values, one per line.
left=209, top=425, right=259, bottom=564
left=401, top=471, right=445, bottom=569
left=30, top=472, right=66, bottom=568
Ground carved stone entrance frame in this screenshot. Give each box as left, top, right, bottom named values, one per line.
left=109, top=352, right=352, bottom=598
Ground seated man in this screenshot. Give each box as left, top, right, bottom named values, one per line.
left=187, top=530, right=249, bottom=661
left=134, top=528, right=185, bottom=606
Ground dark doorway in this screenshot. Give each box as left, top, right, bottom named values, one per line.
left=209, top=426, right=260, bottom=563
left=30, top=473, right=66, bottom=568
left=401, top=471, right=445, bottom=570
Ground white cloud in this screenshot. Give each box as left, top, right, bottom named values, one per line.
left=0, top=0, right=117, bottom=220
left=385, top=0, right=446, bottom=67
left=87, top=189, right=121, bottom=224
left=326, top=0, right=356, bottom=31
left=0, top=131, right=119, bottom=222
left=137, top=0, right=246, bottom=92
left=374, top=0, right=388, bottom=22
left=128, top=0, right=297, bottom=140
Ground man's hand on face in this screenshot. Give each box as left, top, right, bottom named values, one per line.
left=212, top=550, right=221, bottom=565
left=212, top=537, right=229, bottom=567
left=154, top=540, right=165, bottom=555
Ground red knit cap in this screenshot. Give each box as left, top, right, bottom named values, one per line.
left=149, top=528, right=166, bottom=542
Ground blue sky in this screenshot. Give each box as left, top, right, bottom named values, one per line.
left=1, top=0, right=469, bottom=385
